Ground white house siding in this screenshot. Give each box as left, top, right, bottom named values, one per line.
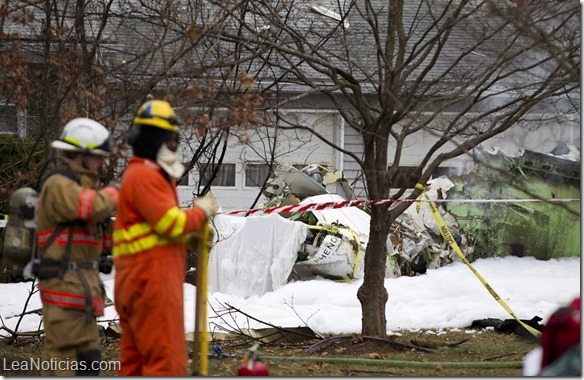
left=342, top=114, right=581, bottom=200
left=342, top=125, right=367, bottom=198
left=340, top=116, right=475, bottom=199
left=177, top=108, right=579, bottom=209
left=178, top=110, right=342, bottom=212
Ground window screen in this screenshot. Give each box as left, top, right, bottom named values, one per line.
left=389, top=166, right=419, bottom=188
left=245, top=163, right=273, bottom=187
left=0, top=105, right=17, bottom=133
left=198, top=163, right=236, bottom=187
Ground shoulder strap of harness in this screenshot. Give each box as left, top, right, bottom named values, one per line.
left=41, top=168, right=81, bottom=187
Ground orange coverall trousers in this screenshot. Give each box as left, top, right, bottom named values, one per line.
left=114, top=248, right=187, bottom=376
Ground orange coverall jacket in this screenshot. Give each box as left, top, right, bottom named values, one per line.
left=113, top=157, right=207, bottom=376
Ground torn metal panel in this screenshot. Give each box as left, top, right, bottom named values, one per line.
left=292, top=193, right=371, bottom=280
left=211, top=147, right=579, bottom=297
left=262, top=165, right=463, bottom=282
left=446, top=145, right=580, bottom=260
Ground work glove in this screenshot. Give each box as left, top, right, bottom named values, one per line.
left=194, top=193, right=218, bottom=218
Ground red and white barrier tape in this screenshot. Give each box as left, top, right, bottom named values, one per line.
left=222, top=197, right=580, bottom=217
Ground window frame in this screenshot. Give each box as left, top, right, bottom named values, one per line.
left=197, top=162, right=237, bottom=188
left=244, top=162, right=275, bottom=189
left=388, top=166, right=419, bottom=189
left=177, top=173, right=190, bottom=186
left=0, top=103, right=19, bottom=135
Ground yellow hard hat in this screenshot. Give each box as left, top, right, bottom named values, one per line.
left=132, top=100, right=179, bottom=132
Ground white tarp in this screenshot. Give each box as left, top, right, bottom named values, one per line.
left=208, top=213, right=308, bottom=298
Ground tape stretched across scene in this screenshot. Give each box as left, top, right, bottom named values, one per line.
left=222, top=197, right=580, bottom=217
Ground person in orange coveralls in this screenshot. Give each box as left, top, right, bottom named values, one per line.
left=113, top=99, right=217, bottom=376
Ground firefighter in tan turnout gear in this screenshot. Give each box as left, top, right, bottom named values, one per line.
left=36, top=118, right=119, bottom=376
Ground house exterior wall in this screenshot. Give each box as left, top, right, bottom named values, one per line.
left=178, top=106, right=579, bottom=210
left=343, top=112, right=580, bottom=199
left=177, top=109, right=343, bottom=211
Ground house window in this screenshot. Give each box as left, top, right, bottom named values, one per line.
left=0, top=105, right=17, bottom=134
left=177, top=174, right=189, bottom=186
left=389, top=166, right=419, bottom=188
left=198, top=163, right=236, bottom=187
left=245, top=163, right=273, bottom=188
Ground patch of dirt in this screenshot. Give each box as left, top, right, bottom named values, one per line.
left=303, top=334, right=430, bottom=357
left=316, top=338, right=413, bottom=356
left=0, top=328, right=539, bottom=377
left=208, top=328, right=538, bottom=376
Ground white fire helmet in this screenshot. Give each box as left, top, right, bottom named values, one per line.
left=50, top=118, right=112, bottom=156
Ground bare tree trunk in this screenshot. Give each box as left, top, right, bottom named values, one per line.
left=357, top=206, right=390, bottom=337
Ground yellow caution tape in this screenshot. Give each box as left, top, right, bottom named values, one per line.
left=414, top=183, right=542, bottom=338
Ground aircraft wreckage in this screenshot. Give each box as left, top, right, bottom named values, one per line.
left=207, top=144, right=580, bottom=298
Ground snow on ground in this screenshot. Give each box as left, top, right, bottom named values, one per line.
left=0, top=256, right=579, bottom=337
